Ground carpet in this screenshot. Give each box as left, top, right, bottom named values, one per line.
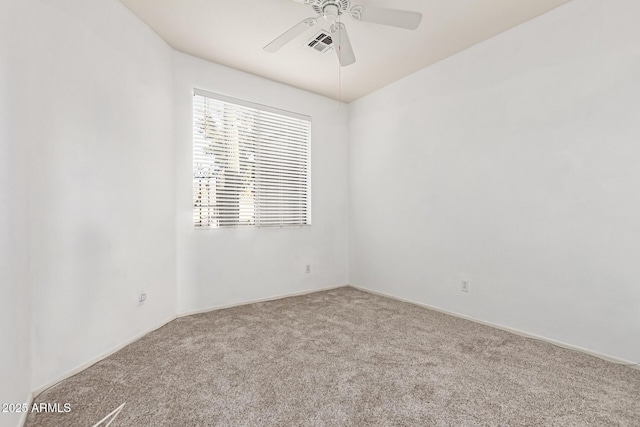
left=25, top=287, right=640, bottom=426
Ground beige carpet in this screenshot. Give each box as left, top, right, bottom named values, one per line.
left=26, top=287, right=640, bottom=426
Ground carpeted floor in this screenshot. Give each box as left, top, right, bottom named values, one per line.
left=26, top=287, right=640, bottom=426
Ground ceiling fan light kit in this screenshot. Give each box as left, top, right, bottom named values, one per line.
left=264, top=0, right=423, bottom=67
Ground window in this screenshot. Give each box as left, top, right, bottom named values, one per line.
left=193, top=89, right=311, bottom=228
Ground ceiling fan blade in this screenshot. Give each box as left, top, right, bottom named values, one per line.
left=350, top=5, right=422, bottom=30
left=264, top=17, right=318, bottom=53
left=330, top=22, right=356, bottom=67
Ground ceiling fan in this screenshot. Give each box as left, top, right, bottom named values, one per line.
left=264, top=0, right=423, bottom=67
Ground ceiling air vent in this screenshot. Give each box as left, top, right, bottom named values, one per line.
left=306, top=31, right=333, bottom=54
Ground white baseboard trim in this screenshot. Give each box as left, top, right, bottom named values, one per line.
left=350, top=285, right=640, bottom=370
left=30, top=282, right=636, bottom=401
left=32, top=284, right=350, bottom=398
left=32, top=314, right=177, bottom=397
left=177, top=284, right=347, bottom=317
left=18, top=392, right=33, bottom=427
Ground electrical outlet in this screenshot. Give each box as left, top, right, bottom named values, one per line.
left=461, top=280, right=470, bottom=293
left=138, top=293, right=147, bottom=304
left=305, top=265, right=311, bottom=274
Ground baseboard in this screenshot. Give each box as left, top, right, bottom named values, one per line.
left=349, top=285, right=640, bottom=370
left=18, top=392, right=33, bottom=427
left=32, top=284, right=350, bottom=398
left=30, top=282, right=635, bottom=401
left=32, top=314, right=177, bottom=397
left=177, top=284, right=347, bottom=317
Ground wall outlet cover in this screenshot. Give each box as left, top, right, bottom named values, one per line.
left=461, top=281, right=470, bottom=293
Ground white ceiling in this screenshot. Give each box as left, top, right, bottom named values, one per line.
left=119, top=0, right=571, bottom=102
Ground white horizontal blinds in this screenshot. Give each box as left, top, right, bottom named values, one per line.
left=193, top=90, right=311, bottom=228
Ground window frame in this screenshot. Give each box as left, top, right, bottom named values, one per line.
left=192, top=89, right=312, bottom=229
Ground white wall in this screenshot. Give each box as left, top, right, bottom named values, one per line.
left=349, top=0, right=640, bottom=363
left=1, top=0, right=349, bottom=401
left=6, top=0, right=636, bottom=413
left=16, top=0, right=177, bottom=391
left=173, top=52, right=349, bottom=313
left=0, top=2, right=31, bottom=425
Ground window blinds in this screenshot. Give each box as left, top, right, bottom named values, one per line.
left=193, top=89, right=311, bottom=228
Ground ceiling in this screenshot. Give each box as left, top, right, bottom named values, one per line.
left=119, top=0, right=572, bottom=102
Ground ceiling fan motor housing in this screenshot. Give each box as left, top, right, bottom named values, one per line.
left=308, top=0, right=351, bottom=16
left=268, top=0, right=423, bottom=67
